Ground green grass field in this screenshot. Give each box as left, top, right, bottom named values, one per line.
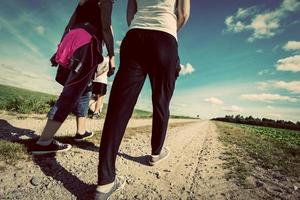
left=216, top=121, right=300, bottom=186
left=0, top=84, right=196, bottom=119
left=0, top=84, right=56, bottom=114
left=0, top=84, right=153, bottom=117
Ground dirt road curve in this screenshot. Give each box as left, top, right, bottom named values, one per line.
left=0, top=117, right=238, bottom=200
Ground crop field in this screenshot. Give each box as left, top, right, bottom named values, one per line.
left=216, top=121, right=300, bottom=189
left=238, top=124, right=300, bottom=147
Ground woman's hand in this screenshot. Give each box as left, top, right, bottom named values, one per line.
left=108, top=56, right=115, bottom=77
left=109, top=56, right=115, bottom=69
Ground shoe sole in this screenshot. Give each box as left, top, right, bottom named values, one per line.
left=149, top=148, right=170, bottom=166
left=31, top=145, right=72, bottom=155
left=107, top=177, right=126, bottom=200
left=74, top=132, right=94, bottom=142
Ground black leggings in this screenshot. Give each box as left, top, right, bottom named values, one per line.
left=98, top=29, right=180, bottom=185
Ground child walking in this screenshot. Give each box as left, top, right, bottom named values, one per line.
left=90, top=56, right=110, bottom=119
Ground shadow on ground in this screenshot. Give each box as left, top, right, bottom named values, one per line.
left=118, top=152, right=150, bottom=166
left=0, top=119, right=96, bottom=199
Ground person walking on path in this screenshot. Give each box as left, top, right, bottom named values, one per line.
left=90, top=56, right=110, bottom=119
left=31, top=0, right=115, bottom=155
left=95, top=0, right=190, bottom=199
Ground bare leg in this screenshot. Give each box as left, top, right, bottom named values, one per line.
left=94, top=94, right=105, bottom=113
left=37, top=119, right=62, bottom=143
left=76, top=117, right=86, bottom=134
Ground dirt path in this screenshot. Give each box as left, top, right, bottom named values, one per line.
left=0, top=112, right=195, bottom=135
left=115, top=120, right=237, bottom=200
left=0, top=117, right=237, bottom=200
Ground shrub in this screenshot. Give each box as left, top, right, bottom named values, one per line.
left=4, top=96, right=54, bottom=114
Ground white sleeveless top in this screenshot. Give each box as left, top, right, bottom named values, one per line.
left=94, top=57, right=109, bottom=84
left=129, top=0, right=177, bottom=40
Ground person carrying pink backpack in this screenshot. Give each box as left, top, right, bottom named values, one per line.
left=31, top=0, right=115, bottom=155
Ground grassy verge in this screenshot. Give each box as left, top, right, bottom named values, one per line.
left=216, top=121, right=300, bottom=186
left=0, top=84, right=154, bottom=118
left=0, top=84, right=56, bottom=114
left=0, top=140, right=29, bottom=170
left=1, top=84, right=196, bottom=119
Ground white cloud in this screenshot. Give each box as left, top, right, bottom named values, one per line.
left=236, top=7, right=258, bottom=18
left=225, top=6, right=258, bottom=33
left=167, top=83, right=300, bottom=121
left=223, top=105, right=243, bottom=113
left=204, top=97, right=224, bottom=105
left=35, top=26, right=45, bottom=35
left=114, top=47, right=120, bottom=55
left=240, top=93, right=297, bottom=103
left=257, top=69, right=270, bottom=76
left=283, top=41, right=300, bottom=51
left=224, top=0, right=300, bottom=41
left=257, top=80, right=300, bottom=94
left=272, top=44, right=281, bottom=52
left=247, top=12, right=281, bottom=42
left=256, top=49, right=263, bottom=53
left=274, top=81, right=300, bottom=93
left=246, top=106, right=300, bottom=122
left=180, top=63, right=195, bottom=75
left=256, top=81, right=271, bottom=90
left=266, top=113, right=282, bottom=119
left=269, top=113, right=282, bottom=118
left=281, top=0, right=299, bottom=11
left=276, top=55, right=300, bottom=72
left=225, top=16, right=247, bottom=33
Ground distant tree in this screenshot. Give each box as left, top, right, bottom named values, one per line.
left=212, top=114, right=300, bottom=131
left=246, top=116, right=254, bottom=121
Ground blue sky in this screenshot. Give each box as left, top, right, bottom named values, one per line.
left=0, top=0, right=300, bottom=121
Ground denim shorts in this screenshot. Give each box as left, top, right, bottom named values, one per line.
left=48, top=90, right=92, bottom=119
left=72, top=91, right=92, bottom=117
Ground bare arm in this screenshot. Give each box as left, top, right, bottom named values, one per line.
left=100, top=0, right=114, bottom=59
left=127, top=0, right=137, bottom=26
left=99, top=0, right=116, bottom=73
left=176, top=0, right=190, bottom=32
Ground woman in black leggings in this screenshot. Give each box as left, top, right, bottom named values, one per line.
left=95, top=0, right=190, bottom=199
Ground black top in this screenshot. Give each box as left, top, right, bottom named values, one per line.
left=65, top=0, right=114, bottom=57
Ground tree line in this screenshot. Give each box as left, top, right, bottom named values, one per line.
left=212, top=115, right=300, bottom=131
